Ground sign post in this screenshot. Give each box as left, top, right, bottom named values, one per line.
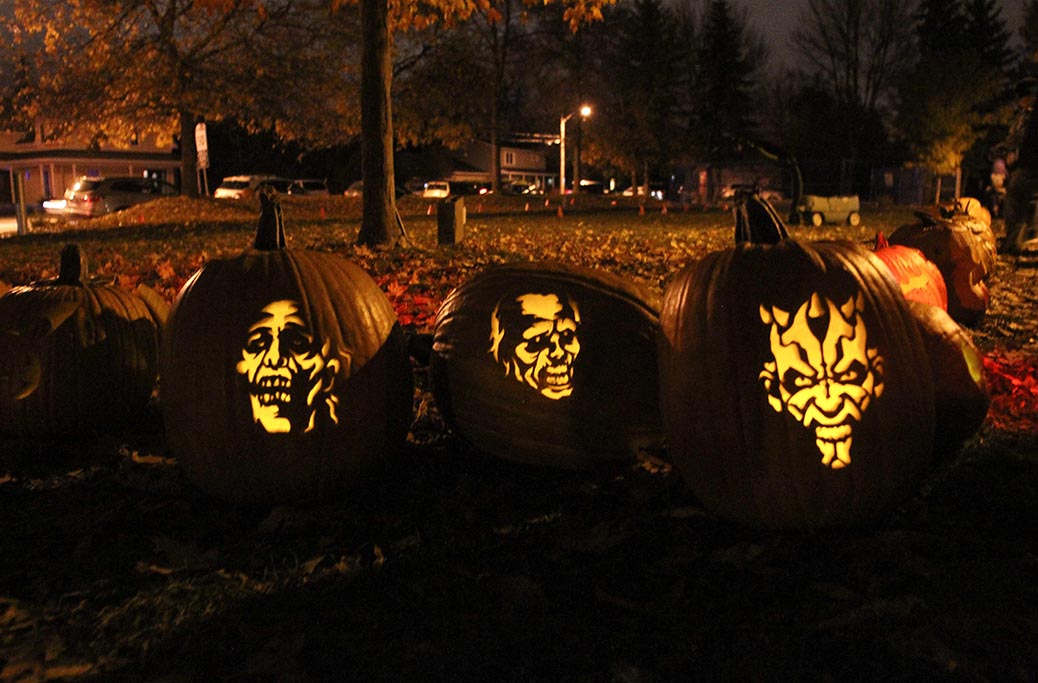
left=195, top=122, right=210, bottom=196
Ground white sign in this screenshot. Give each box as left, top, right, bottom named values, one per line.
left=195, top=122, right=209, bottom=169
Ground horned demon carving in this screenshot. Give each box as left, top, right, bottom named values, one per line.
left=489, top=292, right=581, bottom=400
left=758, top=292, right=885, bottom=469
left=236, top=299, right=350, bottom=434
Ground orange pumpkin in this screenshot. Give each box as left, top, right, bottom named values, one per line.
left=872, top=232, right=948, bottom=310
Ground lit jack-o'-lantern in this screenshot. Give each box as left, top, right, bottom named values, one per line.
left=758, top=292, right=885, bottom=470
left=888, top=211, right=996, bottom=326
left=872, top=232, right=948, bottom=310
left=659, top=239, right=935, bottom=529
left=490, top=292, right=581, bottom=400
left=431, top=262, right=662, bottom=469
left=235, top=299, right=349, bottom=434
left=160, top=191, right=412, bottom=504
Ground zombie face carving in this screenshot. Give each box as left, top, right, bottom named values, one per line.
left=235, top=299, right=349, bottom=434
left=489, top=292, right=581, bottom=400
left=758, top=292, right=885, bottom=469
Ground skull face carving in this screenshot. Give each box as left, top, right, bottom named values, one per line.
left=235, top=299, right=350, bottom=434
left=489, top=292, right=581, bottom=400
left=758, top=292, right=885, bottom=469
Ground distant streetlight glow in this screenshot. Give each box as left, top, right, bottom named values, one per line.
left=560, top=105, right=592, bottom=196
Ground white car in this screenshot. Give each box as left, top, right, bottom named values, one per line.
left=423, top=181, right=450, bottom=199
left=63, top=176, right=179, bottom=217
left=214, top=175, right=280, bottom=199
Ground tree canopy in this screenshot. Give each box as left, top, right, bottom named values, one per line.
left=2, top=0, right=357, bottom=195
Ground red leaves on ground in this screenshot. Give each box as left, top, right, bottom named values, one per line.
left=983, top=349, right=1038, bottom=433
left=377, top=275, right=442, bottom=332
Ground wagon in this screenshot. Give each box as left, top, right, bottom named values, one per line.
left=799, top=194, right=861, bottom=227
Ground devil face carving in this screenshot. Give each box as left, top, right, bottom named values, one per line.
left=758, top=292, right=885, bottom=469
left=235, top=299, right=349, bottom=434
left=489, top=292, right=581, bottom=400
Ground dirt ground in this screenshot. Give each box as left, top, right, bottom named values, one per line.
left=0, top=212, right=1036, bottom=682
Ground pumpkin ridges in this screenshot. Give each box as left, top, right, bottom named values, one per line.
left=660, top=240, right=935, bottom=529
left=161, top=231, right=412, bottom=504
left=0, top=279, right=160, bottom=437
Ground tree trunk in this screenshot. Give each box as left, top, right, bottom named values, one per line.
left=179, top=111, right=199, bottom=198
left=357, top=0, right=398, bottom=247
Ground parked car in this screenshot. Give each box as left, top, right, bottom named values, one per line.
left=621, top=183, right=667, bottom=201
left=214, top=175, right=281, bottom=200
left=719, top=183, right=784, bottom=205
left=423, top=181, right=451, bottom=198
left=63, top=176, right=179, bottom=218
left=288, top=179, right=330, bottom=195
left=344, top=181, right=411, bottom=198
left=257, top=177, right=294, bottom=194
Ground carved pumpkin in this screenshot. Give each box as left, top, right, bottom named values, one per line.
left=888, top=211, right=996, bottom=326
left=659, top=240, right=935, bottom=529
left=160, top=191, right=412, bottom=504
left=906, top=301, right=989, bottom=460
left=0, top=244, right=165, bottom=438
left=430, top=261, right=662, bottom=469
left=872, top=232, right=948, bottom=310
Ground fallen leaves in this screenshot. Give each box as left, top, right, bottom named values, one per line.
left=983, top=349, right=1038, bottom=433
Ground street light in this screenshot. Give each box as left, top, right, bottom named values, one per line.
left=560, top=105, right=592, bottom=196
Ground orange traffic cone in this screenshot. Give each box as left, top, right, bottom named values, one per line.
left=525, top=202, right=530, bottom=212
left=557, top=205, right=564, bottom=218
left=427, top=203, right=434, bottom=215
left=661, top=203, right=668, bottom=215
left=639, top=204, right=645, bottom=216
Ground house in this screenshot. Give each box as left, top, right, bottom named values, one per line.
left=0, top=123, right=180, bottom=211
left=448, top=140, right=555, bottom=192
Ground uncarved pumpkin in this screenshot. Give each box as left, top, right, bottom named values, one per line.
left=888, top=212, right=996, bottom=326
left=873, top=232, right=948, bottom=310
left=0, top=244, right=165, bottom=438
left=160, top=192, right=412, bottom=504
left=659, top=239, right=935, bottom=529
left=430, top=261, right=662, bottom=469
left=906, top=300, right=989, bottom=461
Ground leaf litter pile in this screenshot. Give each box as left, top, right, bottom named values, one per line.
left=1, top=195, right=1036, bottom=682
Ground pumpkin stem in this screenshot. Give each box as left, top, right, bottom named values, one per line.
left=57, top=244, right=86, bottom=284
left=254, top=186, right=286, bottom=251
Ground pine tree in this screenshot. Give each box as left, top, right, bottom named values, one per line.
left=690, top=0, right=761, bottom=160
left=914, top=0, right=969, bottom=56
left=964, top=0, right=1013, bottom=70
left=1023, top=0, right=1038, bottom=62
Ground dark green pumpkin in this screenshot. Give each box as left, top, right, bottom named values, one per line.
left=906, top=300, right=989, bottom=460
left=430, top=261, right=662, bottom=468
left=160, top=193, right=412, bottom=504
left=0, top=244, right=165, bottom=438
left=659, top=240, right=935, bottom=529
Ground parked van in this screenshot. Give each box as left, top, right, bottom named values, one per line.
left=214, top=175, right=280, bottom=199
left=423, top=181, right=451, bottom=198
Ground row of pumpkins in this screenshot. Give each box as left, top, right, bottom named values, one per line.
left=0, top=192, right=996, bottom=529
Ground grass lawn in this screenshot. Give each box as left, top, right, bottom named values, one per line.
left=0, top=194, right=1036, bottom=682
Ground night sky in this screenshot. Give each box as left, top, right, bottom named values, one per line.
left=742, top=0, right=1029, bottom=69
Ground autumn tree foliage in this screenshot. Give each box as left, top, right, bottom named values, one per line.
left=2, top=0, right=357, bottom=197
